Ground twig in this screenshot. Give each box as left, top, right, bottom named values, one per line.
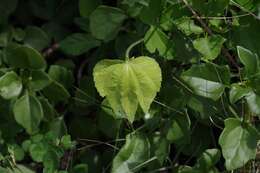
left=42, top=42, right=59, bottom=57
left=77, top=58, right=89, bottom=85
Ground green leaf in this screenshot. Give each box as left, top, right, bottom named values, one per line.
left=193, top=35, right=226, bottom=61
left=79, top=0, right=101, bottom=17
left=237, top=46, right=259, bottom=77
left=144, top=26, right=174, bottom=60
left=219, top=118, right=259, bottom=170
left=73, top=164, right=88, bottom=173
left=8, top=144, right=25, bottom=161
left=190, top=0, right=230, bottom=16
left=229, top=84, right=251, bottom=103
left=139, top=0, right=162, bottom=24
left=181, top=63, right=229, bottom=100
left=39, top=97, right=57, bottom=121
left=245, top=91, right=260, bottom=115
left=231, top=0, right=258, bottom=11
left=195, top=149, right=221, bottom=171
left=29, top=142, right=47, bottom=162
left=0, top=72, right=22, bottom=99
left=42, top=81, right=70, bottom=103
left=167, top=114, right=191, bottom=145
left=43, top=150, right=60, bottom=173
left=59, top=33, right=100, bottom=56
left=151, top=135, right=170, bottom=165
left=6, top=45, right=46, bottom=70
left=231, top=17, right=260, bottom=55
left=29, top=70, right=51, bottom=91
left=93, top=56, right=162, bottom=122
left=24, top=26, right=51, bottom=51
left=13, top=93, right=43, bottom=134
left=60, top=135, right=75, bottom=150
left=121, top=0, right=149, bottom=17
left=48, top=65, right=74, bottom=89
left=111, top=133, right=150, bottom=173
left=90, top=6, right=127, bottom=41
left=174, top=17, right=204, bottom=36
left=13, top=165, right=35, bottom=173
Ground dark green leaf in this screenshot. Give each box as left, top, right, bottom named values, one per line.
left=6, top=45, right=46, bottom=70
left=59, top=33, right=100, bottom=56
left=24, top=26, right=51, bottom=51
left=90, top=6, right=127, bottom=41
left=79, top=0, right=101, bottom=17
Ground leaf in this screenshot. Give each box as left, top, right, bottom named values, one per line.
left=13, top=165, right=35, bottom=173
left=0, top=72, right=22, bottom=99
left=24, top=26, right=51, bottom=51
left=42, top=81, right=70, bottom=103
left=121, top=0, right=149, bottom=17
left=13, top=93, right=43, bottom=134
left=245, top=91, right=260, bottom=115
left=237, top=46, right=259, bottom=77
left=29, top=142, right=47, bottom=162
left=231, top=0, right=258, bottom=11
left=79, top=0, right=101, bottom=17
left=93, top=56, right=162, bottom=122
left=229, top=84, right=251, bottom=103
left=139, top=0, right=162, bottom=24
left=5, top=45, right=46, bottom=70
left=181, top=63, right=230, bottom=100
left=39, top=97, right=57, bottom=121
left=167, top=114, right=191, bottom=145
left=174, top=17, right=204, bottom=36
left=219, top=118, right=259, bottom=170
left=48, top=65, right=74, bottom=89
left=59, top=33, right=101, bottom=56
left=29, top=70, right=51, bottom=91
left=231, top=17, right=260, bottom=55
left=195, top=149, right=221, bottom=171
left=8, top=144, right=25, bottom=161
left=73, top=164, right=88, bottom=173
left=90, top=6, right=127, bottom=41
left=144, top=26, right=174, bottom=60
left=193, top=35, right=226, bottom=61
left=191, top=0, right=230, bottom=16
left=111, top=133, right=150, bottom=173
left=151, top=135, right=170, bottom=165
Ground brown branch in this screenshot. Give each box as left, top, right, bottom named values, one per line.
left=181, top=0, right=240, bottom=70
left=42, top=42, right=59, bottom=57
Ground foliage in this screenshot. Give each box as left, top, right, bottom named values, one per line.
left=0, top=0, right=259, bottom=172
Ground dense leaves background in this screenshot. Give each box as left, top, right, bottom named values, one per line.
left=0, top=0, right=259, bottom=172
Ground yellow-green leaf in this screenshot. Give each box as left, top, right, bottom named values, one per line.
left=93, top=56, right=162, bottom=122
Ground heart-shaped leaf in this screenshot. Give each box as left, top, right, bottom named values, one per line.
left=93, top=56, right=162, bottom=122
left=219, top=118, right=259, bottom=170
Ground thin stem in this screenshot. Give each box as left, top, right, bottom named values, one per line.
left=131, top=156, right=157, bottom=172
left=125, top=38, right=144, bottom=60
